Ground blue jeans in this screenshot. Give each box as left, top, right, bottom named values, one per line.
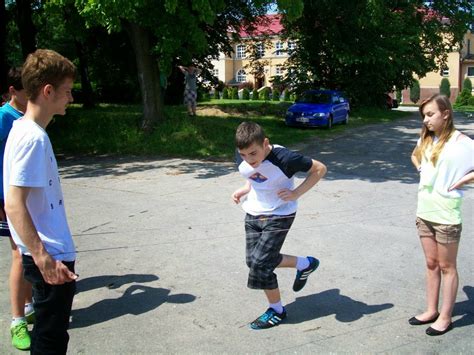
left=22, top=255, right=76, bottom=355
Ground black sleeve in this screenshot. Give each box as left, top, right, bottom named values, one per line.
left=272, top=147, right=313, bottom=178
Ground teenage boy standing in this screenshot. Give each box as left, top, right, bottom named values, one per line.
left=4, top=49, right=78, bottom=354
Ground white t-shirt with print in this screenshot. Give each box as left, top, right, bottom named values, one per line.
left=3, top=119, right=75, bottom=261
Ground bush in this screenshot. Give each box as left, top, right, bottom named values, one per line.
left=213, top=90, right=221, bottom=99
left=252, top=89, right=259, bottom=100
left=222, top=87, right=229, bottom=99
left=455, top=89, right=471, bottom=106
left=463, top=77, right=472, bottom=92
left=439, top=78, right=451, bottom=98
left=259, top=87, right=270, bottom=101
left=410, top=80, right=420, bottom=104
left=242, top=88, right=250, bottom=100
left=231, top=87, right=239, bottom=100
left=272, top=88, right=281, bottom=101
left=468, top=95, right=474, bottom=106
left=290, top=93, right=296, bottom=102
left=283, top=90, right=291, bottom=101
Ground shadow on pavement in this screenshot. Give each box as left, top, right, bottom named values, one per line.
left=285, top=288, right=393, bottom=324
left=75, top=273, right=159, bottom=294
left=70, top=284, right=196, bottom=329
left=453, top=285, right=474, bottom=329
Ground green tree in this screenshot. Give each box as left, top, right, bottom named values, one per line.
left=439, top=78, right=451, bottom=98
left=463, top=77, right=472, bottom=92
left=272, top=88, right=280, bottom=101
left=282, top=0, right=472, bottom=107
left=410, top=79, right=420, bottom=104
left=222, top=87, right=229, bottom=99
left=252, top=88, right=259, bottom=100
left=231, top=87, right=239, bottom=99
left=242, top=87, right=250, bottom=100
left=65, top=0, right=303, bottom=132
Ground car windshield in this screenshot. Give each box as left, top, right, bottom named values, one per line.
left=297, top=92, right=331, bottom=104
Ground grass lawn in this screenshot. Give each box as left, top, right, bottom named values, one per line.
left=48, top=100, right=410, bottom=160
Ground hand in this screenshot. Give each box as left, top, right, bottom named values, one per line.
left=277, top=188, right=299, bottom=201
left=232, top=188, right=249, bottom=204
left=448, top=171, right=474, bottom=192
left=35, top=254, right=78, bottom=285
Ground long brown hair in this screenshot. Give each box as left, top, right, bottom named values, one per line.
left=414, top=94, right=455, bottom=166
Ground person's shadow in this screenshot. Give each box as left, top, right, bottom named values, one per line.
left=75, top=274, right=159, bottom=294
left=452, top=286, right=474, bottom=328
left=285, top=289, right=393, bottom=324
left=71, top=275, right=196, bottom=329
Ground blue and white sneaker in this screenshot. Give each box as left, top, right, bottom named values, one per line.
left=293, top=256, right=320, bottom=292
left=250, top=307, right=287, bottom=330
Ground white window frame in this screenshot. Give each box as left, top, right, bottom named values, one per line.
left=441, top=67, right=450, bottom=77
left=236, top=69, right=246, bottom=82
left=212, top=69, right=219, bottom=77
left=275, top=65, right=284, bottom=76
left=275, top=41, right=284, bottom=56
left=257, top=43, right=265, bottom=58
left=236, top=44, right=246, bottom=59
left=288, top=41, right=296, bottom=52
left=467, top=66, right=474, bottom=77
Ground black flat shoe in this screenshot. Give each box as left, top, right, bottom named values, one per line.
left=408, top=313, right=439, bottom=325
left=426, top=323, right=453, bottom=336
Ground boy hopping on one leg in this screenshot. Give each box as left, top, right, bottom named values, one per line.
left=232, top=122, right=326, bottom=329
left=0, top=67, right=34, bottom=350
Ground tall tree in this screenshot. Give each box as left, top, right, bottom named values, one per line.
left=0, top=0, right=7, bottom=93
left=15, top=0, right=37, bottom=58
left=282, top=0, right=472, bottom=106
left=63, top=0, right=303, bottom=132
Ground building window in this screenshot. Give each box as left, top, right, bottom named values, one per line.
left=275, top=42, right=284, bottom=56
left=257, top=43, right=265, bottom=58
left=467, top=67, right=474, bottom=77
left=440, top=67, right=449, bottom=77
left=236, top=44, right=246, bottom=59
left=288, top=41, right=296, bottom=53
left=212, top=69, right=219, bottom=77
left=236, top=69, right=246, bottom=82
left=275, top=65, right=284, bottom=76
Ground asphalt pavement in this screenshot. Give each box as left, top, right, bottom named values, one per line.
left=0, top=110, right=473, bottom=353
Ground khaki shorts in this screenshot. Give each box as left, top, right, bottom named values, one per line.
left=416, top=217, right=462, bottom=244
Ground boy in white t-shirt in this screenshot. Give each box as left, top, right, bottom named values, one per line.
left=4, top=49, right=78, bottom=354
left=232, top=122, right=327, bottom=329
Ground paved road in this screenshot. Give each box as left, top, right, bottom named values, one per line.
left=0, top=112, right=473, bottom=353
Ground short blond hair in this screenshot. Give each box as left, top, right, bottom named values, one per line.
left=21, top=49, right=76, bottom=101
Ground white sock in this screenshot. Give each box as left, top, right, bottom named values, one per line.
left=296, top=256, right=310, bottom=271
left=11, top=317, right=26, bottom=327
left=24, top=303, right=34, bottom=315
left=269, top=301, right=284, bottom=314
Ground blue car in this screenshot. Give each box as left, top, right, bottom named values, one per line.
left=285, top=90, right=350, bottom=129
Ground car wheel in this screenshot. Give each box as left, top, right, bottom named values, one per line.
left=342, top=112, right=349, bottom=125
left=326, top=116, right=333, bottom=129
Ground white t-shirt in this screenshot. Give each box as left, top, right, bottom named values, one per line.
left=3, top=119, right=75, bottom=261
left=236, top=145, right=313, bottom=215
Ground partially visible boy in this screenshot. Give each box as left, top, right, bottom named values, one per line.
left=0, top=67, right=34, bottom=351
left=232, top=122, right=327, bottom=329
left=4, top=49, right=78, bottom=354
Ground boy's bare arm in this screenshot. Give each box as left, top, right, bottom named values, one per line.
left=5, top=185, right=77, bottom=284
left=232, top=181, right=251, bottom=204
left=278, top=159, right=327, bottom=201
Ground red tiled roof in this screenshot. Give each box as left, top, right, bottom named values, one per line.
left=238, top=14, right=283, bottom=37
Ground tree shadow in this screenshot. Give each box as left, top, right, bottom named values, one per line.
left=75, top=273, right=159, bottom=294
left=297, top=112, right=474, bottom=184
left=70, top=284, right=196, bottom=329
left=285, top=288, right=393, bottom=324
left=452, top=285, right=474, bottom=329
